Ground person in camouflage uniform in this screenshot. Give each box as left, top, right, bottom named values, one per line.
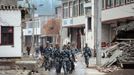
left=61, top=45, right=71, bottom=75
left=53, top=44, right=62, bottom=75
left=83, top=43, right=92, bottom=68
left=43, top=42, right=53, bottom=71
left=71, top=43, right=79, bottom=62
left=67, top=45, right=75, bottom=73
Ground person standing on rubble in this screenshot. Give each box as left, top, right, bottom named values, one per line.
left=83, top=43, right=92, bottom=68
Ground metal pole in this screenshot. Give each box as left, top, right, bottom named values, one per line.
left=94, top=0, right=102, bottom=66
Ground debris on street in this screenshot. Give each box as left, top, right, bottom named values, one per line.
left=118, top=41, right=134, bottom=64
left=101, top=41, right=134, bottom=69
left=102, top=50, right=122, bottom=67
left=97, top=66, right=120, bottom=73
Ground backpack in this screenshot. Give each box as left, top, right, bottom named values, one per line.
left=84, top=47, right=91, bottom=57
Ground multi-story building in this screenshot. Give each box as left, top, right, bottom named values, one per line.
left=61, top=0, right=92, bottom=50
left=0, top=0, right=22, bottom=57
left=18, top=0, right=62, bottom=48
left=23, top=17, right=41, bottom=47
left=101, top=0, right=134, bottom=47
left=61, top=0, right=134, bottom=51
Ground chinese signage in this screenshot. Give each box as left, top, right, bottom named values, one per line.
left=63, top=18, right=73, bottom=26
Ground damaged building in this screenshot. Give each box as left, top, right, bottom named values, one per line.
left=101, top=0, right=134, bottom=47
left=101, top=0, right=134, bottom=68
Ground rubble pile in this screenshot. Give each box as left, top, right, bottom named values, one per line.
left=102, top=41, right=134, bottom=68
left=97, top=66, right=120, bottom=73
left=98, top=41, right=134, bottom=73
left=118, top=41, right=134, bottom=64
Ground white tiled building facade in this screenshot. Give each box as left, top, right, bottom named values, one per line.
left=0, top=8, right=22, bottom=57
left=61, top=0, right=92, bottom=50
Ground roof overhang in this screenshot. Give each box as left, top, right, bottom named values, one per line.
left=62, top=24, right=85, bottom=28
left=102, top=16, right=134, bottom=25
left=41, top=34, right=59, bottom=37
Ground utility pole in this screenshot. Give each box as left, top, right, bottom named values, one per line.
left=30, top=0, right=35, bottom=56
left=93, top=0, right=102, bottom=65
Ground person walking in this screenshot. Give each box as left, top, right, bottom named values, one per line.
left=71, top=43, right=79, bottom=62
left=26, top=46, right=31, bottom=56
left=61, top=45, right=71, bottom=75
left=53, top=44, right=62, bottom=75
left=67, top=45, right=75, bottom=73
left=83, top=43, right=92, bottom=68
left=40, top=45, right=44, bottom=55
left=43, top=42, right=53, bottom=71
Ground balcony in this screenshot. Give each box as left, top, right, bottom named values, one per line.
left=23, top=28, right=41, bottom=36
left=23, top=19, right=41, bottom=36
left=102, top=3, right=134, bottom=22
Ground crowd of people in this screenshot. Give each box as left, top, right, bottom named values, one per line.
left=40, top=42, right=79, bottom=75
left=26, top=42, right=92, bottom=75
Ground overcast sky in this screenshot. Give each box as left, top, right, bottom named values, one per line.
left=18, top=0, right=61, bottom=16
left=33, top=0, right=61, bottom=16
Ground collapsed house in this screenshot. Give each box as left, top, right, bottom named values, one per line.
left=102, top=21, right=134, bottom=68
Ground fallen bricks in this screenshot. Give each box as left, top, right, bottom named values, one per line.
left=97, top=66, right=120, bottom=73
left=102, top=41, right=134, bottom=68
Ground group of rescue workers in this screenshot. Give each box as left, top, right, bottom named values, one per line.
left=39, top=42, right=91, bottom=75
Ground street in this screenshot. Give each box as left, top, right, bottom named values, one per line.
left=105, top=69, right=134, bottom=75
left=0, top=0, right=134, bottom=75
left=0, top=54, right=134, bottom=75
left=40, top=54, right=134, bottom=75
left=0, top=54, right=105, bottom=75
left=38, top=54, right=105, bottom=75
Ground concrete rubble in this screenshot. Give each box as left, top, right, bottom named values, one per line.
left=0, top=70, right=30, bottom=75
left=0, top=56, right=43, bottom=75
left=97, top=66, right=120, bottom=73
left=100, top=41, right=134, bottom=72
left=118, top=41, right=134, bottom=64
